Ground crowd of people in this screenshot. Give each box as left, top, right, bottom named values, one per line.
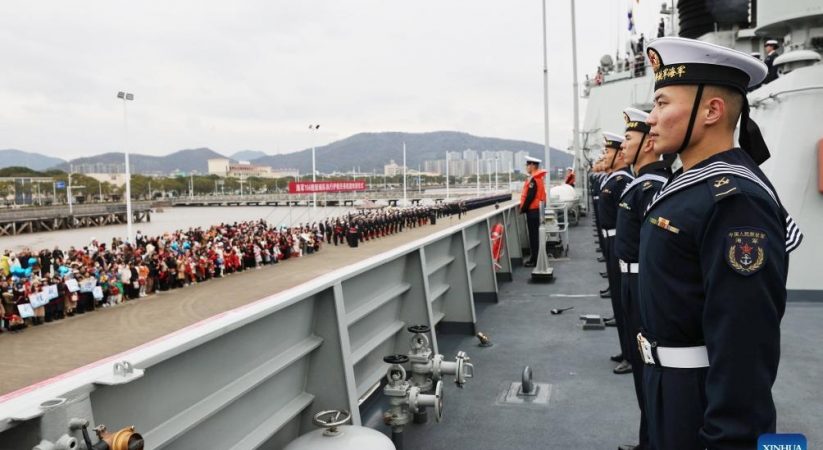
left=0, top=203, right=468, bottom=334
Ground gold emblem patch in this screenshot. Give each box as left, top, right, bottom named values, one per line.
left=725, top=229, right=767, bottom=276
left=713, top=177, right=731, bottom=188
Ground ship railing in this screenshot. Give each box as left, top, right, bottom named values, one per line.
left=0, top=195, right=524, bottom=450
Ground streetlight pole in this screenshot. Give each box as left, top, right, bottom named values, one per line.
left=570, top=0, right=583, bottom=198
left=494, top=157, right=499, bottom=191
left=117, top=91, right=135, bottom=244
left=402, top=142, right=407, bottom=206
left=309, top=124, right=320, bottom=217
left=67, top=170, right=73, bottom=215
left=541, top=0, right=552, bottom=197
left=445, top=151, right=449, bottom=200
left=476, top=158, right=480, bottom=196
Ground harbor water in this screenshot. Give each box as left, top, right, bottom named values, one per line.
left=0, top=206, right=354, bottom=252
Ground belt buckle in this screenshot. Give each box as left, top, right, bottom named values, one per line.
left=637, top=333, right=656, bottom=365
left=619, top=260, right=627, bottom=272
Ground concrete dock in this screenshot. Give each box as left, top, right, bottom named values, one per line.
left=0, top=204, right=498, bottom=396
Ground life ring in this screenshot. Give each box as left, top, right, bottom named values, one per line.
left=491, top=223, right=505, bottom=268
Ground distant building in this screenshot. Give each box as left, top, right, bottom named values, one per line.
left=208, top=158, right=296, bottom=179
left=423, top=160, right=446, bottom=175
left=268, top=169, right=299, bottom=178
left=207, top=158, right=231, bottom=177
left=84, top=173, right=128, bottom=187
left=71, top=163, right=125, bottom=174
left=514, top=151, right=530, bottom=172
left=463, top=149, right=478, bottom=160
left=384, top=160, right=405, bottom=176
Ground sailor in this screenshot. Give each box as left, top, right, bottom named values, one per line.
left=591, top=158, right=609, bottom=270
left=564, top=167, right=576, bottom=187
left=614, top=107, right=670, bottom=450
left=519, top=156, right=547, bottom=267
left=639, top=37, right=802, bottom=449
left=763, top=39, right=780, bottom=84
left=596, top=132, right=634, bottom=374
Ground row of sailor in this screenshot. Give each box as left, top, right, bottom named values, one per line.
left=587, top=36, right=803, bottom=450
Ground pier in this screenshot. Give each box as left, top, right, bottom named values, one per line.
left=169, top=192, right=483, bottom=207
left=0, top=202, right=152, bottom=236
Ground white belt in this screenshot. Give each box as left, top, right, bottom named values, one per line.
left=637, top=333, right=709, bottom=369
left=593, top=195, right=599, bottom=200
left=619, top=259, right=639, bottom=273
left=601, top=228, right=616, bottom=237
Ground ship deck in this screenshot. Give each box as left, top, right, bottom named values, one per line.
left=0, top=204, right=499, bottom=397
left=363, top=212, right=823, bottom=449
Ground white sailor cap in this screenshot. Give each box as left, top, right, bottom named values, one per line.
left=603, top=132, right=624, bottom=149
left=646, top=36, right=768, bottom=92
left=623, top=107, right=650, bottom=133
left=765, top=39, right=779, bottom=47
left=647, top=37, right=772, bottom=164
left=525, top=156, right=541, bottom=165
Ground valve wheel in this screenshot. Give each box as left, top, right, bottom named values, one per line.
left=434, top=381, right=444, bottom=423
left=383, top=354, right=410, bottom=364
left=407, top=324, right=430, bottom=334
left=313, top=410, right=351, bottom=429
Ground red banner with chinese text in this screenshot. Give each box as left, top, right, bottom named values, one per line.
left=288, top=180, right=366, bottom=194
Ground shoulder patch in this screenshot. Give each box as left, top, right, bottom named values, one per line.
left=642, top=180, right=654, bottom=191
left=707, top=175, right=739, bottom=202
left=725, top=228, right=767, bottom=276
left=616, top=175, right=623, bottom=181
left=619, top=201, right=631, bottom=210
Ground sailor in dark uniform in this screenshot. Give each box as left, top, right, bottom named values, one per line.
left=614, top=107, right=670, bottom=450
left=763, top=39, right=780, bottom=84
left=597, top=132, right=634, bottom=374
left=591, top=158, right=609, bottom=280
left=639, top=37, right=803, bottom=449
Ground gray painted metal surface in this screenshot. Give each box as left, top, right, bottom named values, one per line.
left=0, top=203, right=524, bottom=450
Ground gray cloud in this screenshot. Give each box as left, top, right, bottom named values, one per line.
left=0, top=0, right=661, bottom=159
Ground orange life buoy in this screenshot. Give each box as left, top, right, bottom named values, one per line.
left=491, top=223, right=505, bottom=268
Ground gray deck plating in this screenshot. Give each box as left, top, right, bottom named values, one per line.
left=365, top=213, right=823, bottom=449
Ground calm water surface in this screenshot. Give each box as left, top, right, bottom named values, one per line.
left=0, top=206, right=354, bottom=252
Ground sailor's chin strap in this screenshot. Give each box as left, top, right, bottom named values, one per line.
left=609, top=147, right=619, bottom=169
left=677, top=84, right=705, bottom=155
left=630, top=132, right=648, bottom=175
left=678, top=84, right=771, bottom=165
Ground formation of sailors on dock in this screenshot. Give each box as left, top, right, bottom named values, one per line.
left=0, top=202, right=466, bottom=335
left=587, top=37, right=800, bottom=450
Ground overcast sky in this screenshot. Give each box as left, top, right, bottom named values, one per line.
left=0, top=0, right=662, bottom=159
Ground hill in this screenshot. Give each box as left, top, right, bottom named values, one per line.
left=56, top=148, right=227, bottom=174
left=229, top=150, right=267, bottom=162
left=0, top=149, right=66, bottom=171
left=252, top=131, right=571, bottom=173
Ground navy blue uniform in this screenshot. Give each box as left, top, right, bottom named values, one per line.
left=597, top=167, right=634, bottom=356
left=614, top=161, right=669, bottom=450
left=639, top=148, right=802, bottom=450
